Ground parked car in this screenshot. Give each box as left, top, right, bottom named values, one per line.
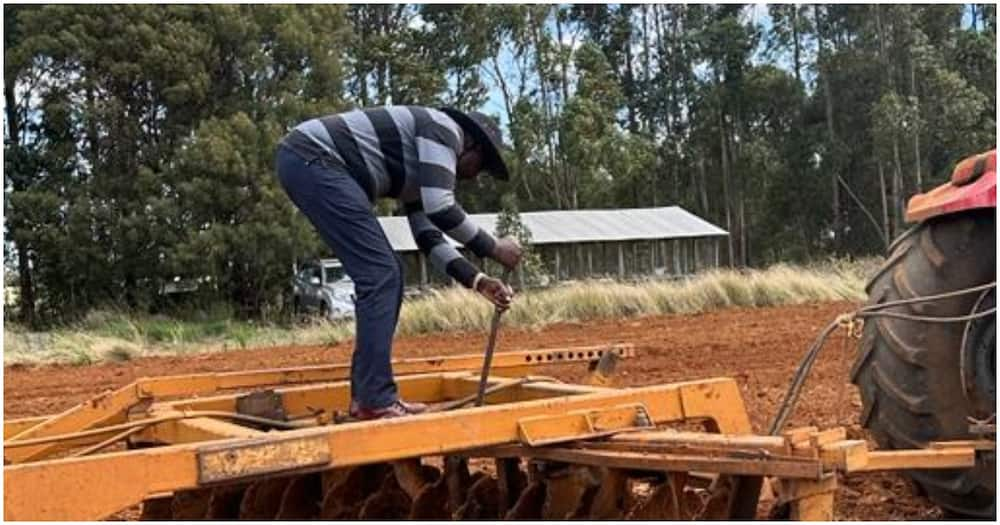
left=292, top=259, right=356, bottom=320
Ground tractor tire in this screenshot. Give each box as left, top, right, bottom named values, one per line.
left=851, top=208, right=996, bottom=518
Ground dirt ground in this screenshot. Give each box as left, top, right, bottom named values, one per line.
left=4, top=300, right=943, bottom=520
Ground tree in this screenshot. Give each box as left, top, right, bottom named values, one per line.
left=345, top=4, right=445, bottom=107
left=494, top=193, right=545, bottom=287
left=5, top=4, right=995, bottom=323
left=4, top=5, right=350, bottom=320
left=4, top=5, right=42, bottom=325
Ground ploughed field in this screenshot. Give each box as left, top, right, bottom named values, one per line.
left=4, top=301, right=940, bottom=520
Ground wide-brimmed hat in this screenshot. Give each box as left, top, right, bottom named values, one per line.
left=439, top=108, right=509, bottom=180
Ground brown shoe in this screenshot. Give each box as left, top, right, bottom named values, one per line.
left=397, top=399, right=428, bottom=414
left=350, top=399, right=428, bottom=421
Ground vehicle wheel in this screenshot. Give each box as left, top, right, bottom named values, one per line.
left=850, top=209, right=995, bottom=518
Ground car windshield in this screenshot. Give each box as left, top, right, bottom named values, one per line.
left=324, top=265, right=345, bottom=282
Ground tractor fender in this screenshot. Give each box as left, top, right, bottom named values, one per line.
left=906, top=149, right=996, bottom=223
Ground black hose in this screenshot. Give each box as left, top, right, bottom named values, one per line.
left=768, top=282, right=996, bottom=436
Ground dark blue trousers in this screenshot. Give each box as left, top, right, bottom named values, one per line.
left=275, top=145, right=402, bottom=409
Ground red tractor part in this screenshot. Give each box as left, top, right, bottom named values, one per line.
left=853, top=149, right=997, bottom=519
left=906, top=149, right=997, bottom=223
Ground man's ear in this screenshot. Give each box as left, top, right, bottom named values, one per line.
left=461, top=134, right=475, bottom=153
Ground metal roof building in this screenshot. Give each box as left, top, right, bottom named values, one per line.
left=378, top=206, right=727, bottom=251
left=375, top=206, right=728, bottom=286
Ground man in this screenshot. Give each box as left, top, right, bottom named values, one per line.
left=275, top=106, right=522, bottom=420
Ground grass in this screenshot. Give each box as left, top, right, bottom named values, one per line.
left=3, top=258, right=876, bottom=366
left=396, top=259, right=871, bottom=335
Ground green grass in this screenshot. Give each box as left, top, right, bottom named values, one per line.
left=3, top=259, right=875, bottom=366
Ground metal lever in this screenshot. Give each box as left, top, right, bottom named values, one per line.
left=474, top=268, right=513, bottom=407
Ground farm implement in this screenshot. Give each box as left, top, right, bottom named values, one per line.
left=3, top=343, right=987, bottom=520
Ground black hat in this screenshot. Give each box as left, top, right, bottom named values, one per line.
left=439, top=108, right=510, bottom=180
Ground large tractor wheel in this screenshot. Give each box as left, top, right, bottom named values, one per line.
left=851, top=208, right=996, bottom=518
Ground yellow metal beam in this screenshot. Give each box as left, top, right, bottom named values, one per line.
left=928, top=439, right=996, bottom=451
left=4, top=385, right=140, bottom=464
left=6, top=442, right=199, bottom=521
left=778, top=476, right=839, bottom=520
left=609, top=430, right=791, bottom=455
left=139, top=343, right=636, bottom=398
left=4, top=417, right=110, bottom=453
left=138, top=416, right=265, bottom=445
left=818, top=440, right=869, bottom=471
left=515, top=404, right=653, bottom=446
left=4, top=377, right=748, bottom=521
left=849, top=448, right=976, bottom=472
left=442, top=374, right=611, bottom=403
left=161, top=372, right=449, bottom=416
left=4, top=416, right=48, bottom=439
left=155, top=373, right=611, bottom=421
left=485, top=446, right=824, bottom=479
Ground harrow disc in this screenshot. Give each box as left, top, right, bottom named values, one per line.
left=238, top=476, right=290, bottom=519
left=141, top=455, right=732, bottom=520
left=357, top=470, right=413, bottom=519
left=275, top=473, right=323, bottom=519
left=319, top=464, right=391, bottom=518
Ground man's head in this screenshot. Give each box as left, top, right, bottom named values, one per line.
left=439, top=108, right=509, bottom=181
left=456, top=135, right=485, bottom=180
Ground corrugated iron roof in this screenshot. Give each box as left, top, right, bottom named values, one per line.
left=378, top=206, right=728, bottom=252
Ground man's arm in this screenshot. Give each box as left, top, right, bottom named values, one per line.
left=410, top=110, right=498, bottom=287
left=406, top=204, right=482, bottom=288
left=406, top=204, right=513, bottom=309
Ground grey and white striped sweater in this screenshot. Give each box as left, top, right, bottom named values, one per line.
left=280, top=106, right=497, bottom=288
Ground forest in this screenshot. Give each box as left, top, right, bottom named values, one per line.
left=3, top=4, right=996, bottom=324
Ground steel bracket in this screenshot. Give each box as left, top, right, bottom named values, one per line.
left=517, top=403, right=653, bottom=447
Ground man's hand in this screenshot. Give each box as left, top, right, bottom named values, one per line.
left=475, top=274, right=513, bottom=311
left=492, top=237, right=523, bottom=270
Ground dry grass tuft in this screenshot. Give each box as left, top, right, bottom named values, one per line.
left=4, top=259, right=876, bottom=366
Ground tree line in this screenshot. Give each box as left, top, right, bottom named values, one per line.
left=4, top=4, right=995, bottom=325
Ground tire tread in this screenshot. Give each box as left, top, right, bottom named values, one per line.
left=851, top=210, right=995, bottom=519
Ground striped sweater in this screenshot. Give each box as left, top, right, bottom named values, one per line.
left=281, top=106, right=497, bottom=288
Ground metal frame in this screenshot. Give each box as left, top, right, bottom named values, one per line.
left=3, top=343, right=987, bottom=521
left=4, top=375, right=748, bottom=520
left=4, top=344, right=634, bottom=462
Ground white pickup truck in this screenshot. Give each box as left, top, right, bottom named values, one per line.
left=292, top=259, right=356, bottom=320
